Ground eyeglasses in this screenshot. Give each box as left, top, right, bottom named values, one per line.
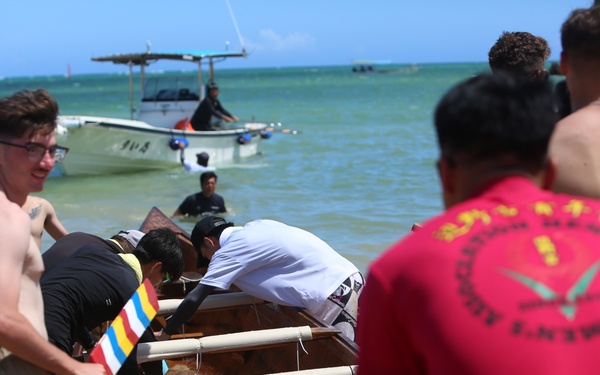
left=0, top=140, right=69, bottom=163
left=162, top=272, right=171, bottom=285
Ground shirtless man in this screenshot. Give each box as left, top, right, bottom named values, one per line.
left=23, top=195, right=68, bottom=248
left=0, top=89, right=104, bottom=374
left=549, top=6, right=600, bottom=198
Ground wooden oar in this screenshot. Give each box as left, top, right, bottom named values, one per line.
left=137, top=326, right=340, bottom=362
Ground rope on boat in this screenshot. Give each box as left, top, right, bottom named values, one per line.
left=194, top=351, right=201, bottom=375
left=296, top=329, right=309, bottom=370
left=252, top=302, right=261, bottom=326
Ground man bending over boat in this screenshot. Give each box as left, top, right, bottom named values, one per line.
left=189, top=82, right=239, bottom=131
left=0, top=89, right=105, bottom=374
left=41, top=228, right=183, bottom=375
left=155, top=216, right=363, bottom=341
left=356, top=73, right=600, bottom=374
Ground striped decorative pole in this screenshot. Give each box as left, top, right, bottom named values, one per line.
left=90, top=279, right=159, bottom=375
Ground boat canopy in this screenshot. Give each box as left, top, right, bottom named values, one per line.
left=92, top=49, right=247, bottom=65
left=91, top=48, right=247, bottom=118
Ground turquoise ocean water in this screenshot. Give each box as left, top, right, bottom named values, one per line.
left=1, top=63, right=494, bottom=273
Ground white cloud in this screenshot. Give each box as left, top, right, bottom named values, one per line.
left=246, top=29, right=315, bottom=52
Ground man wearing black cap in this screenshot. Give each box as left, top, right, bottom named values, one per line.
left=189, top=81, right=239, bottom=131
left=181, top=151, right=216, bottom=173
left=156, top=216, right=363, bottom=341
left=41, top=228, right=184, bottom=375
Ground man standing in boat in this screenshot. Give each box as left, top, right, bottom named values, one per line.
left=190, top=82, right=239, bottom=131
left=0, top=89, right=105, bottom=374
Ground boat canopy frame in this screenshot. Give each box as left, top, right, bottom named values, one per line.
left=92, top=49, right=247, bottom=119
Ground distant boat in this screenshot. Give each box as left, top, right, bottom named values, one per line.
left=351, top=59, right=419, bottom=75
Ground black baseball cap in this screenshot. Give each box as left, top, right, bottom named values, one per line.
left=206, top=81, right=219, bottom=91
left=191, top=216, right=233, bottom=251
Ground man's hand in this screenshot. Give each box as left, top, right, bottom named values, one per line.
left=154, top=329, right=171, bottom=341
left=72, top=362, right=106, bottom=375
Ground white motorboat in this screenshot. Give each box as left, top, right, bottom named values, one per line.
left=54, top=49, right=272, bottom=176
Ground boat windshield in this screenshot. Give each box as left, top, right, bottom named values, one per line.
left=142, top=75, right=200, bottom=102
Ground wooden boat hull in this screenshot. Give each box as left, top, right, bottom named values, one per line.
left=139, top=207, right=358, bottom=374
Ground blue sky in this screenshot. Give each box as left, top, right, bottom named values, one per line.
left=0, top=0, right=593, bottom=78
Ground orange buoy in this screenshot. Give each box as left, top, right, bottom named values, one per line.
left=174, top=118, right=193, bottom=131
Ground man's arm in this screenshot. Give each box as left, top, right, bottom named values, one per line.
left=0, top=206, right=105, bottom=375
left=214, top=102, right=238, bottom=122
left=218, top=195, right=226, bottom=213
left=171, top=197, right=189, bottom=218
left=549, top=113, right=600, bottom=199
left=156, top=283, right=216, bottom=340
left=42, top=198, right=69, bottom=241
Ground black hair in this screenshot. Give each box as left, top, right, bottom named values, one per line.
left=200, top=171, right=218, bottom=184
left=434, top=73, right=556, bottom=173
left=133, top=227, right=184, bottom=282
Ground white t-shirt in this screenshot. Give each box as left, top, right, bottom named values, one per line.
left=183, top=159, right=216, bottom=173
left=200, top=220, right=358, bottom=313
